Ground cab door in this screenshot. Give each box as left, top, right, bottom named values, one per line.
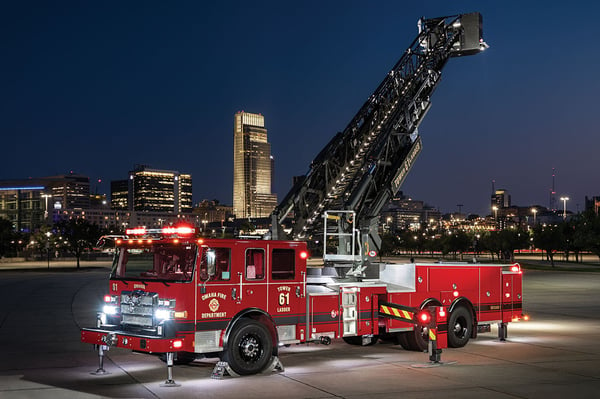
left=235, top=243, right=268, bottom=311
left=194, top=244, right=237, bottom=353
left=267, top=244, right=306, bottom=342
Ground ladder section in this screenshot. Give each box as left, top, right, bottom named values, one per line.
left=271, top=13, right=486, bottom=254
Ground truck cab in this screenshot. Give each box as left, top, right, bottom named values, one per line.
left=82, top=225, right=310, bottom=375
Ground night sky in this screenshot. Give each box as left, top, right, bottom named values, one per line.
left=2, top=1, right=599, bottom=216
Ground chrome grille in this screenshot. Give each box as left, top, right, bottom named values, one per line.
left=120, top=290, right=157, bottom=327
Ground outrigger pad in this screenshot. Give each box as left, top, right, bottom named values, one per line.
left=210, top=357, right=285, bottom=379
left=264, top=356, right=285, bottom=373
left=211, top=361, right=239, bottom=379
left=159, top=379, right=181, bottom=388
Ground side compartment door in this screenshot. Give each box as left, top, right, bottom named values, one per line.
left=341, top=287, right=358, bottom=337
left=478, top=268, right=502, bottom=322
left=502, top=273, right=522, bottom=322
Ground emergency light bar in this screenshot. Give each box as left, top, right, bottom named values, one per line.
left=125, top=226, right=196, bottom=236
left=126, top=227, right=147, bottom=235
left=162, top=226, right=195, bottom=235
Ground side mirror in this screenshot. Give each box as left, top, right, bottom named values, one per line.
left=206, top=249, right=216, bottom=277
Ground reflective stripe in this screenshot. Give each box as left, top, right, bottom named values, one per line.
left=429, top=329, right=437, bottom=341
left=379, top=303, right=416, bottom=323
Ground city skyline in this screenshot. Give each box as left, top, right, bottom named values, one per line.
left=2, top=1, right=599, bottom=216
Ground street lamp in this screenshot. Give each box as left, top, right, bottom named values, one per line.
left=560, top=197, right=569, bottom=220
left=41, top=194, right=52, bottom=221
left=531, top=208, right=537, bottom=225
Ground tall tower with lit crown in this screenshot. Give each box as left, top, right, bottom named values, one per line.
left=233, top=111, right=277, bottom=219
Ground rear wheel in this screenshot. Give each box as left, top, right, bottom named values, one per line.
left=402, top=326, right=428, bottom=352
left=447, top=306, right=472, bottom=348
left=222, top=319, right=273, bottom=375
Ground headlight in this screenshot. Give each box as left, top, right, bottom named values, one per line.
left=103, top=305, right=118, bottom=315
left=156, top=297, right=176, bottom=320
left=155, top=308, right=173, bottom=320
left=103, top=294, right=119, bottom=316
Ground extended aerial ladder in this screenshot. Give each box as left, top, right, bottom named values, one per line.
left=271, top=13, right=487, bottom=274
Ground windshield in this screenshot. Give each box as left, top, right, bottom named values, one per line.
left=111, top=243, right=197, bottom=282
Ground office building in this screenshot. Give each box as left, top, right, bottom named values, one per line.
left=381, top=194, right=441, bottom=231
left=0, top=173, right=90, bottom=232
left=110, top=180, right=129, bottom=210
left=111, top=165, right=193, bottom=213
left=491, top=189, right=511, bottom=210
left=232, top=111, right=278, bottom=219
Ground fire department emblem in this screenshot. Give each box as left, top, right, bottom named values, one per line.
left=209, top=298, right=220, bottom=312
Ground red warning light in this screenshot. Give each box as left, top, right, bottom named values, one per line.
left=162, top=226, right=195, bottom=235
left=299, top=251, right=309, bottom=259
left=417, top=309, right=432, bottom=326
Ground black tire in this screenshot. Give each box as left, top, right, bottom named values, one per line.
left=342, top=335, right=378, bottom=346
left=396, top=331, right=411, bottom=350
left=447, top=306, right=473, bottom=348
left=403, top=326, right=428, bottom=352
left=222, top=319, right=273, bottom=375
left=379, top=333, right=400, bottom=345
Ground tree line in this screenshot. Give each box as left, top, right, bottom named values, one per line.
left=380, top=210, right=600, bottom=267
left=0, top=218, right=111, bottom=269
left=3, top=210, right=600, bottom=268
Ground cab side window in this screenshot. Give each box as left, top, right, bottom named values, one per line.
left=199, top=247, right=231, bottom=281
left=272, top=249, right=295, bottom=280
left=245, top=248, right=264, bottom=280
left=214, top=248, right=231, bottom=280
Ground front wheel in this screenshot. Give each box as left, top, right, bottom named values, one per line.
left=222, top=319, right=273, bottom=375
left=447, top=306, right=473, bottom=348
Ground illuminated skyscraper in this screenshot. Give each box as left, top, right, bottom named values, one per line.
left=491, top=189, right=511, bottom=209
left=233, top=111, right=277, bottom=218
left=111, top=165, right=192, bottom=213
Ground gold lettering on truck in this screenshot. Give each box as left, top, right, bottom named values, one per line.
left=201, top=292, right=227, bottom=301
left=277, top=285, right=291, bottom=312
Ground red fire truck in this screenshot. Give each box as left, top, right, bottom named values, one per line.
left=81, top=225, right=524, bottom=378
left=81, top=12, right=527, bottom=380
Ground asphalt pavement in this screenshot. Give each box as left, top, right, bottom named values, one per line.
left=1, top=260, right=600, bottom=398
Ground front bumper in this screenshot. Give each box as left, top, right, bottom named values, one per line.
left=81, top=327, right=187, bottom=353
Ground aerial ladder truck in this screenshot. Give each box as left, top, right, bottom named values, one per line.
left=82, top=13, right=525, bottom=381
